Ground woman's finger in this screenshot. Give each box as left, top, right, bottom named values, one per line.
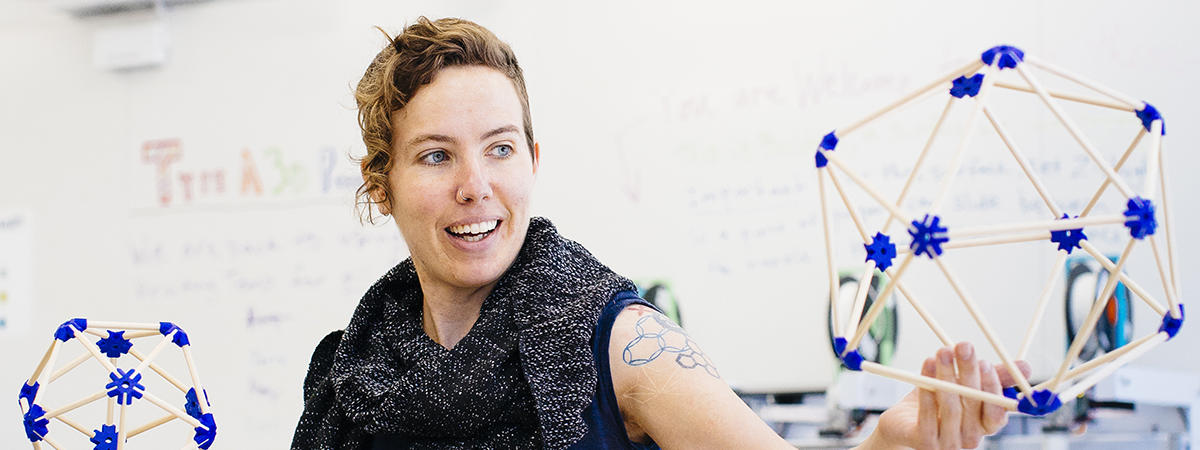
left=919, top=358, right=939, bottom=449
left=936, top=347, right=962, bottom=449
left=978, top=360, right=1008, bottom=435
left=955, top=343, right=983, bottom=448
left=996, top=360, right=1033, bottom=387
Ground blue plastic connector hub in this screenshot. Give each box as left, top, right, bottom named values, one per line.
left=1136, top=103, right=1165, bottom=135
left=1017, top=389, right=1062, bottom=416
left=1159, top=304, right=1184, bottom=340
left=1123, top=197, right=1157, bottom=239
left=864, top=232, right=898, bottom=271
left=97, top=330, right=133, bottom=358
left=54, top=318, right=88, bottom=342
left=185, top=388, right=211, bottom=420
left=981, top=45, right=1025, bottom=69
left=833, top=336, right=848, bottom=355
left=908, top=214, right=949, bottom=258
left=159, top=322, right=191, bottom=347
left=91, top=424, right=119, bottom=450
left=1049, top=214, right=1087, bottom=254
left=1002, top=387, right=1019, bottom=400
left=950, top=74, right=985, bottom=98
left=19, top=381, right=39, bottom=405
left=840, top=350, right=864, bottom=371
left=106, top=369, right=145, bottom=405
left=23, top=403, right=49, bottom=442
left=815, top=131, right=838, bottom=168
left=193, top=413, right=218, bottom=449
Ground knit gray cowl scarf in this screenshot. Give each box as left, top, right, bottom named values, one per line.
left=303, top=217, right=635, bottom=449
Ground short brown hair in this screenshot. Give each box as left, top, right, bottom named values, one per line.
left=354, top=17, right=534, bottom=223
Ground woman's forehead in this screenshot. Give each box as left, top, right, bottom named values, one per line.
left=392, top=66, right=524, bottom=144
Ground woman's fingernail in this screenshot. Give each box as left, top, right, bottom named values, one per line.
left=957, top=342, right=974, bottom=360
left=940, top=348, right=953, bottom=365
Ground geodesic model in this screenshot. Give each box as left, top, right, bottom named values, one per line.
left=17, top=319, right=216, bottom=449
left=816, top=45, right=1183, bottom=416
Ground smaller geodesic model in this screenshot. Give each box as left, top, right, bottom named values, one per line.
left=17, top=319, right=216, bottom=449
left=815, top=45, right=1183, bottom=416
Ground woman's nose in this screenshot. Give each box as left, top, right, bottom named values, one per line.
left=455, top=157, right=492, bottom=204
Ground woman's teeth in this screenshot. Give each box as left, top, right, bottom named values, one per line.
left=448, top=220, right=499, bottom=241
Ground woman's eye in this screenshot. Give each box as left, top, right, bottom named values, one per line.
left=421, top=150, right=448, bottom=165
left=490, top=144, right=513, bottom=158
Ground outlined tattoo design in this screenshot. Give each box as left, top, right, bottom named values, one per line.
left=622, top=313, right=720, bottom=378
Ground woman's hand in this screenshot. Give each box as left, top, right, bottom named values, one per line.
left=860, top=342, right=1032, bottom=450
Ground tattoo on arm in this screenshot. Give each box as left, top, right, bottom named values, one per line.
left=621, top=311, right=720, bottom=378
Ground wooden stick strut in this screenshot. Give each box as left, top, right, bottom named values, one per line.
left=127, top=414, right=176, bottom=439
left=85, top=328, right=161, bottom=339
left=844, top=263, right=877, bottom=339
left=28, top=339, right=59, bottom=386
left=1142, top=121, right=1163, bottom=200
left=934, top=257, right=1034, bottom=398
left=840, top=59, right=984, bottom=136
left=1036, top=331, right=1163, bottom=391
left=1014, top=63, right=1135, bottom=198
left=53, top=413, right=94, bottom=438
left=931, top=65, right=995, bottom=214
left=143, top=391, right=203, bottom=428
left=948, top=214, right=1125, bottom=240
left=899, top=231, right=1049, bottom=254
left=847, top=254, right=914, bottom=351
left=1149, top=236, right=1180, bottom=316
left=1077, top=240, right=1166, bottom=316
left=1159, top=148, right=1180, bottom=302
left=894, top=280, right=954, bottom=346
left=182, top=346, right=210, bottom=415
left=861, top=361, right=1018, bottom=410
left=86, top=321, right=162, bottom=331
left=118, top=402, right=127, bottom=450
left=982, top=106, right=1063, bottom=217
left=883, top=97, right=955, bottom=234
left=825, top=169, right=872, bottom=244
left=1024, top=56, right=1144, bottom=110
left=134, top=330, right=176, bottom=375
left=1058, top=332, right=1169, bottom=400
left=49, top=353, right=91, bottom=384
left=1018, top=251, right=1070, bottom=360
left=991, top=81, right=1134, bottom=111
left=1080, top=129, right=1145, bottom=217
left=128, top=348, right=189, bottom=393
left=73, top=325, right=120, bottom=374
left=817, top=170, right=842, bottom=348
left=43, top=389, right=108, bottom=420
left=820, top=149, right=913, bottom=224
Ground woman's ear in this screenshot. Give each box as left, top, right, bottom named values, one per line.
left=365, top=176, right=391, bottom=216
left=531, top=142, right=540, bottom=175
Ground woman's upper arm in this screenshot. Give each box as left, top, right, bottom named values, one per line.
left=608, top=305, right=791, bottom=448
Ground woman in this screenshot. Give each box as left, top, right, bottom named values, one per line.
left=292, top=17, right=1027, bottom=449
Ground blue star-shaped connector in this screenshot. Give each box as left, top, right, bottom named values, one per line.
left=1159, top=304, right=1185, bottom=340
left=159, top=322, right=191, bottom=347
left=864, top=232, right=897, bottom=271
left=185, top=388, right=211, bottom=420
left=1016, top=389, right=1063, bottom=416
left=97, top=331, right=132, bottom=358
left=1136, top=103, right=1165, bottom=135
left=90, top=424, right=119, bottom=450
left=908, top=214, right=949, bottom=258
left=23, top=403, right=49, bottom=442
left=54, top=318, right=88, bottom=342
left=981, top=45, right=1025, bottom=69
left=1049, top=214, right=1087, bottom=253
left=815, top=131, right=838, bottom=168
left=950, top=74, right=985, bottom=98
left=831, top=337, right=863, bottom=371
left=106, top=369, right=145, bottom=405
left=19, top=382, right=39, bottom=405
left=1123, top=196, right=1157, bottom=239
left=193, top=413, right=218, bottom=449
left=1002, top=387, right=1019, bottom=400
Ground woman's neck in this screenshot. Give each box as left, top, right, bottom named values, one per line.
left=417, top=277, right=498, bottom=350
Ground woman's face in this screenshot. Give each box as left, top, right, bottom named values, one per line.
left=385, top=65, right=539, bottom=292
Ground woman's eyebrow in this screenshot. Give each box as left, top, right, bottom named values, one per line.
left=479, top=125, right=519, bottom=141
left=407, top=133, right=456, bottom=148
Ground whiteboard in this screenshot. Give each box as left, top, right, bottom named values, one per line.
left=2, top=0, right=1199, bottom=447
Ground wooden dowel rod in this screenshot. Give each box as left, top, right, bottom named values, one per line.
left=899, top=231, right=1049, bottom=254
left=1024, top=56, right=1143, bottom=110
left=861, top=361, right=1018, bottom=410
left=86, top=321, right=162, bottom=331
left=1041, top=331, right=1164, bottom=390
left=73, top=325, right=119, bottom=374
left=1142, top=121, right=1163, bottom=200
left=948, top=214, right=1125, bottom=240
left=1014, top=64, right=1134, bottom=198
left=53, top=413, right=95, bottom=438
left=840, top=59, right=984, bottom=136
left=28, top=339, right=59, bottom=385
left=1080, top=129, right=1145, bottom=216
left=134, top=331, right=176, bottom=375
left=127, top=414, right=175, bottom=439
left=894, top=278, right=953, bottom=347
left=182, top=346, right=210, bottom=415
left=931, top=65, right=995, bottom=214
left=822, top=150, right=913, bottom=224
left=1018, top=251, right=1070, bottom=360
left=1058, top=332, right=1168, bottom=400
left=1159, top=148, right=1180, bottom=302
left=107, top=396, right=115, bottom=426
left=1049, top=238, right=1137, bottom=390
left=848, top=254, right=914, bottom=351
left=117, top=402, right=127, bottom=450
left=127, top=348, right=189, bottom=393
left=39, top=435, right=62, bottom=450
left=991, top=81, right=1134, bottom=111
left=1078, top=240, right=1166, bottom=315
left=844, top=263, right=877, bottom=339
left=44, top=388, right=108, bottom=419
left=32, top=440, right=42, bottom=450
left=982, top=106, right=1063, bottom=217
left=86, top=328, right=160, bottom=339
left=143, top=391, right=203, bottom=428
left=826, top=168, right=872, bottom=244
left=882, top=97, right=955, bottom=234
left=49, top=353, right=91, bottom=384
left=818, top=170, right=842, bottom=337
left=1149, top=236, right=1180, bottom=317
left=934, top=257, right=1034, bottom=398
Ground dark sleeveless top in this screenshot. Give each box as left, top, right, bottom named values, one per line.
left=364, top=291, right=660, bottom=449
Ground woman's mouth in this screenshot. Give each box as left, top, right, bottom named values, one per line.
left=445, top=219, right=500, bottom=242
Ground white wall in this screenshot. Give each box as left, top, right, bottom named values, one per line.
left=2, top=0, right=1198, bottom=447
